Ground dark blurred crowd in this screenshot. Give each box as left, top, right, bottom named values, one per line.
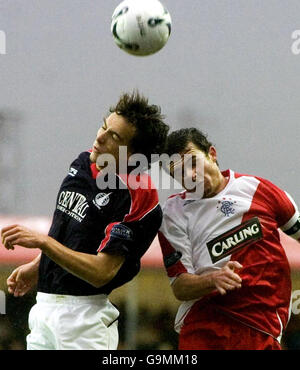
left=0, top=292, right=34, bottom=350
left=1, top=291, right=300, bottom=350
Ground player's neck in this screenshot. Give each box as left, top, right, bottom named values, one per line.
left=205, top=171, right=228, bottom=198
left=214, top=172, right=229, bottom=195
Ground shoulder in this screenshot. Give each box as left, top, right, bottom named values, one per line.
left=229, top=170, right=260, bottom=182
left=232, top=170, right=273, bottom=185
left=167, top=191, right=187, bottom=203
left=235, top=172, right=283, bottom=193
left=78, top=150, right=92, bottom=163
left=117, top=172, right=158, bottom=194
left=231, top=171, right=293, bottom=211
left=229, top=170, right=274, bottom=190
left=63, top=151, right=92, bottom=178
left=69, top=150, right=91, bottom=167
left=117, top=172, right=161, bottom=222
left=162, top=191, right=187, bottom=215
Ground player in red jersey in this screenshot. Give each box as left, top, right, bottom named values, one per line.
left=158, top=128, right=300, bottom=350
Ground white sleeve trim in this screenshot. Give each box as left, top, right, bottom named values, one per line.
left=279, top=192, right=300, bottom=240
left=281, top=211, right=299, bottom=232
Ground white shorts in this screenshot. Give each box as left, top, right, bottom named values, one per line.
left=26, top=292, right=119, bottom=350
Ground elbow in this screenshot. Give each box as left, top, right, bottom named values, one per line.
left=172, top=275, right=189, bottom=301
left=173, top=290, right=190, bottom=301
left=172, top=275, right=198, bottom=301
left=173, top=288, right=201, bottom=301
left=90, top=277, right=110, bottom=289
left=88, top=253, right=125, bottom=288
left=90, top=280, right=105, bottom=289
left=172, top=284, right=189, bottom=301
left=174, top=293, right=185, bottom=301
left=90, top=272, right=116, bottom=289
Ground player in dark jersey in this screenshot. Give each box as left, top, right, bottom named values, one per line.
left=158, top=128, right=300, bottom=350
left=1, top=91, right=169, bottom=350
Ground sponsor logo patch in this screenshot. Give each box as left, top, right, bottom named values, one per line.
left=57, top=191, right=89, bottom=223
left=111, top=224, right=133, bottom=241
left=163, top=251, right=182, bottom=268
left=68, top=167, right=78, bottom=177
left=207, top=217, right=263, bottom=263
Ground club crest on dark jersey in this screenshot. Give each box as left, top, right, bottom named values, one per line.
left=207, top=217, right=263, bottom=263
left=93, top=192, right=112, bottom=210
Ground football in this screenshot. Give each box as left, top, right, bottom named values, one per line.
left=111, top=0, right=171, bottom=56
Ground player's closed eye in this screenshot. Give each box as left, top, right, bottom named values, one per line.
left=101, top=126, right=120, bottom=142
left=112, top=133, right=119, bottom=141
left=101, top=119, right=120, bottom=141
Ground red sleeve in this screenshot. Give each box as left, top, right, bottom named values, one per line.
left=158, top=231, right=188, bottom=278
left=255, top=177, right=297, bottom=228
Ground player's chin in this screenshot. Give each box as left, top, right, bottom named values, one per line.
left=90, top=151, right=98, bottom=163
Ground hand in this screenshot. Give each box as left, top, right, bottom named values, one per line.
left=211, top=261, right=243, bottom=296
left=1, top=224, right=47, bottom=250
left=7, top=262, right=39, bottom=297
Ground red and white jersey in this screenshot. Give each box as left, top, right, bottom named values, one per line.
left=158, top=169, right=300, bottom=340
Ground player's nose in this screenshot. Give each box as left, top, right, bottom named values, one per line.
left=96, top=130, right=107, bottom=144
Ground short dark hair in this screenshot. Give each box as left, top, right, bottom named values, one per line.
left=110, top=91, right=169, bottom=166
left=165, top=128, right=213, bottom=156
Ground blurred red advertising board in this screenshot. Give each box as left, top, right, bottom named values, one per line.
left=0, top=215, right=299, bottom=269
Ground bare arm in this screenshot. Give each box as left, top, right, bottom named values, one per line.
left=172, top=261, right=243, bottom=301
left=2, top=224, right=125, bottom=288
left=39, top=236, right=125, bottom=288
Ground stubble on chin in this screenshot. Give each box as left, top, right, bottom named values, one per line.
left=90, top=151, right=97, bottom=163
left=90, top=151, right=104, bottom=171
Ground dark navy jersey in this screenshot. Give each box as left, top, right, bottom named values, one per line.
left=37, top=151, right=162, bottom=296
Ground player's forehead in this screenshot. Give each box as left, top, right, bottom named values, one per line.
left=104, top=112, right=136, bottom=141
left=169, top=142, right=205, bottom=173
left=181, top=141, right=206, bottom=157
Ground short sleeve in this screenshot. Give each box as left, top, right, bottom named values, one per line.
left=97, top=173, right=162, bottom=258
left=279, top=192, right=300, bottom=240
left=158, top=197, right=194, bottom=284
left=258, top=177, right=300, bottom=240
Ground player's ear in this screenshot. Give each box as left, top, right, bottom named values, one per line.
left=208, top=146, right=217, bottom=163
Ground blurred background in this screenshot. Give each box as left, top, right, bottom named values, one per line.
left=0, top=0, right=300, bottom=350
